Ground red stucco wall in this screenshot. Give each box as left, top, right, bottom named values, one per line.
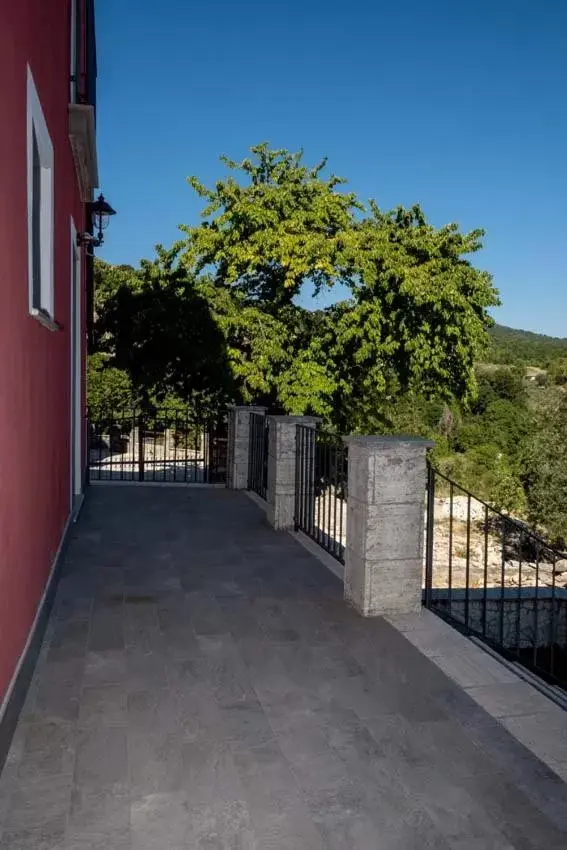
left=0, top=3, right=88, bottom=704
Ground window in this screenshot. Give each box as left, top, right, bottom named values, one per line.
left=27, top=66, right=55, bottom=322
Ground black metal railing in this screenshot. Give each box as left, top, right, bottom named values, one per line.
left=88, top=409, right=228, bottom=483
left=295, top=426, right=347, bottom=564
left=424, top=464, right=567, bottom=688
left=248, top=412, right=269, bottom=499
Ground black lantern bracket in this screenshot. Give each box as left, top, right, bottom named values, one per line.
left=77, top=193, right=116, bottom=249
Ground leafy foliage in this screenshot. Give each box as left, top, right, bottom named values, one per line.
left=87, top=352, right=135, bottom=419
left=415, top=363, right=537, bottom=514
left=548, top=357, right=567, bottom=387
left=457, top=399, right=531, bottom=460
left=344, top=204, right=498, bottom=408
left=522, top=398, right=567, bottom=546
left=437, top=444, right=526, bottom=514
left=181, top=143, right=362, bottom=304
left=472, top=366, right=525, bottom=413
left=94, top=250, right=234, bottom=415
left=92, top=260, right=141, bottom=350
left=177, top=143, right=499, bottom=428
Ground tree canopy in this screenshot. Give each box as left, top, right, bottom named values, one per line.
left=522, top=396, right=567, bottom=545
left=91, top=252, right=234, bottom=415
left=181, top=144, right=362, bottom=305
left=174, top=143, right=499, bottom=427
left=548, top=357, right=567, bottom=387
left=90, top=145, right=499, bottom=427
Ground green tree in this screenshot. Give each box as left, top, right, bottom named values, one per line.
left=438, top=444, right=525, bottom=514
left=93, top=260, right=141, bottom=352
left=181, top=143, right=362, bottom=306
left=338, top=204, right=498, bottom=421
left=548, top=357, right=567, bottom=387
left=97, top=250, right=235, bottom=414
left=456, top=399, right=532, bottom=461
left=179, top=143, right=499, bottom=429
left=471, top=366, right=525, bottom=414
left=375, top=394, right=453, bottom=440
left=87, top=353, right=135, bottom=419
left=522, top=398, right=567, bottom=545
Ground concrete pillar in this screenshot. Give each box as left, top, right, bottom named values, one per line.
left=344, top=436, right=434, bottom=617
left=266, top=416, right=318, bottom=530
left=226, top=406, right=267, bottom=490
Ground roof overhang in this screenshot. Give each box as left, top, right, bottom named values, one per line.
left=69, top=103, right=99, bottom=201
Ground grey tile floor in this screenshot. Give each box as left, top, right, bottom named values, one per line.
left=1, top=486, right=567, bottom=849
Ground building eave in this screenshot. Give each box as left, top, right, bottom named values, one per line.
left=68, top=103, right=99, bottom=202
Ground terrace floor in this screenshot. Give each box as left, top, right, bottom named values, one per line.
left=1, top=486, right=567, bottom=849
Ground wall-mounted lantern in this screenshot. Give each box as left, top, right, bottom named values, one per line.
left=77, top=193, right=116, bottom=249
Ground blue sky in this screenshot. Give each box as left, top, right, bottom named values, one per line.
left=96, top=0, right=567, bottom=336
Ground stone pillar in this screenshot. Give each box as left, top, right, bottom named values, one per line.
left=266, top=416, right=318, bottom=531
left=344, top=436, right=433, bottom=617
left=226, top=406, right=267, bottom=490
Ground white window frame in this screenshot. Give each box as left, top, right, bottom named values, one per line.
left=27, top=65, right=55, bottom=323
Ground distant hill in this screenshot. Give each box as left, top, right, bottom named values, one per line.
left=486, top=324, right=567, bottom=367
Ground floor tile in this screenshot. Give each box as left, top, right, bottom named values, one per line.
left=67, top=784, right=130, bottom=837
left=183, top=799, right=257, bottom=850
left=83, top=650, right=127, bottom=687
left=1, top=486, right=565, bottom=850
left=17, top=719, right=76, bottom=780
left=130, top=792, right=189, bottom=850
left=73, top=725, right=128, bottom=789
left=0, top=816, right=67, bottom=850
left=128, top=731, right=185, bottom=796
left=78, top=684, right=127, bottom=727
left=3, top=774, right=73, bottom=831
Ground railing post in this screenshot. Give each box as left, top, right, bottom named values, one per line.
left=343, top=435, right=434, bottom=617
left=247, top=413, right=270, bottom=499
left=137, top=419, right=145, bottom=482
left=226, top=405, right=267, bottom=490
left=294, top=423, right=317, bottom=535
left=424, top=464, right=435, bottom=609
left=266, top=416, right=318, bottom=531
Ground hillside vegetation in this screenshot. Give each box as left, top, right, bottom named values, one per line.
left=424, top=324, right=567, bottom=545
left=487, top=324, right=567, bottom=367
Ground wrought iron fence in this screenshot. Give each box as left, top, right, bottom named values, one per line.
left=295, top=425, right=347, bottom=564
left=88, top=409, right=228, bottom=483
left=424, top=464, right=567, bottom=688
left=248, top=412, right=269, bottom=499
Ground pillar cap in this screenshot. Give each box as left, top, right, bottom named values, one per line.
left=267, top=415, right=321, bottom=424
left=343, top=434, right=434, bottom=450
